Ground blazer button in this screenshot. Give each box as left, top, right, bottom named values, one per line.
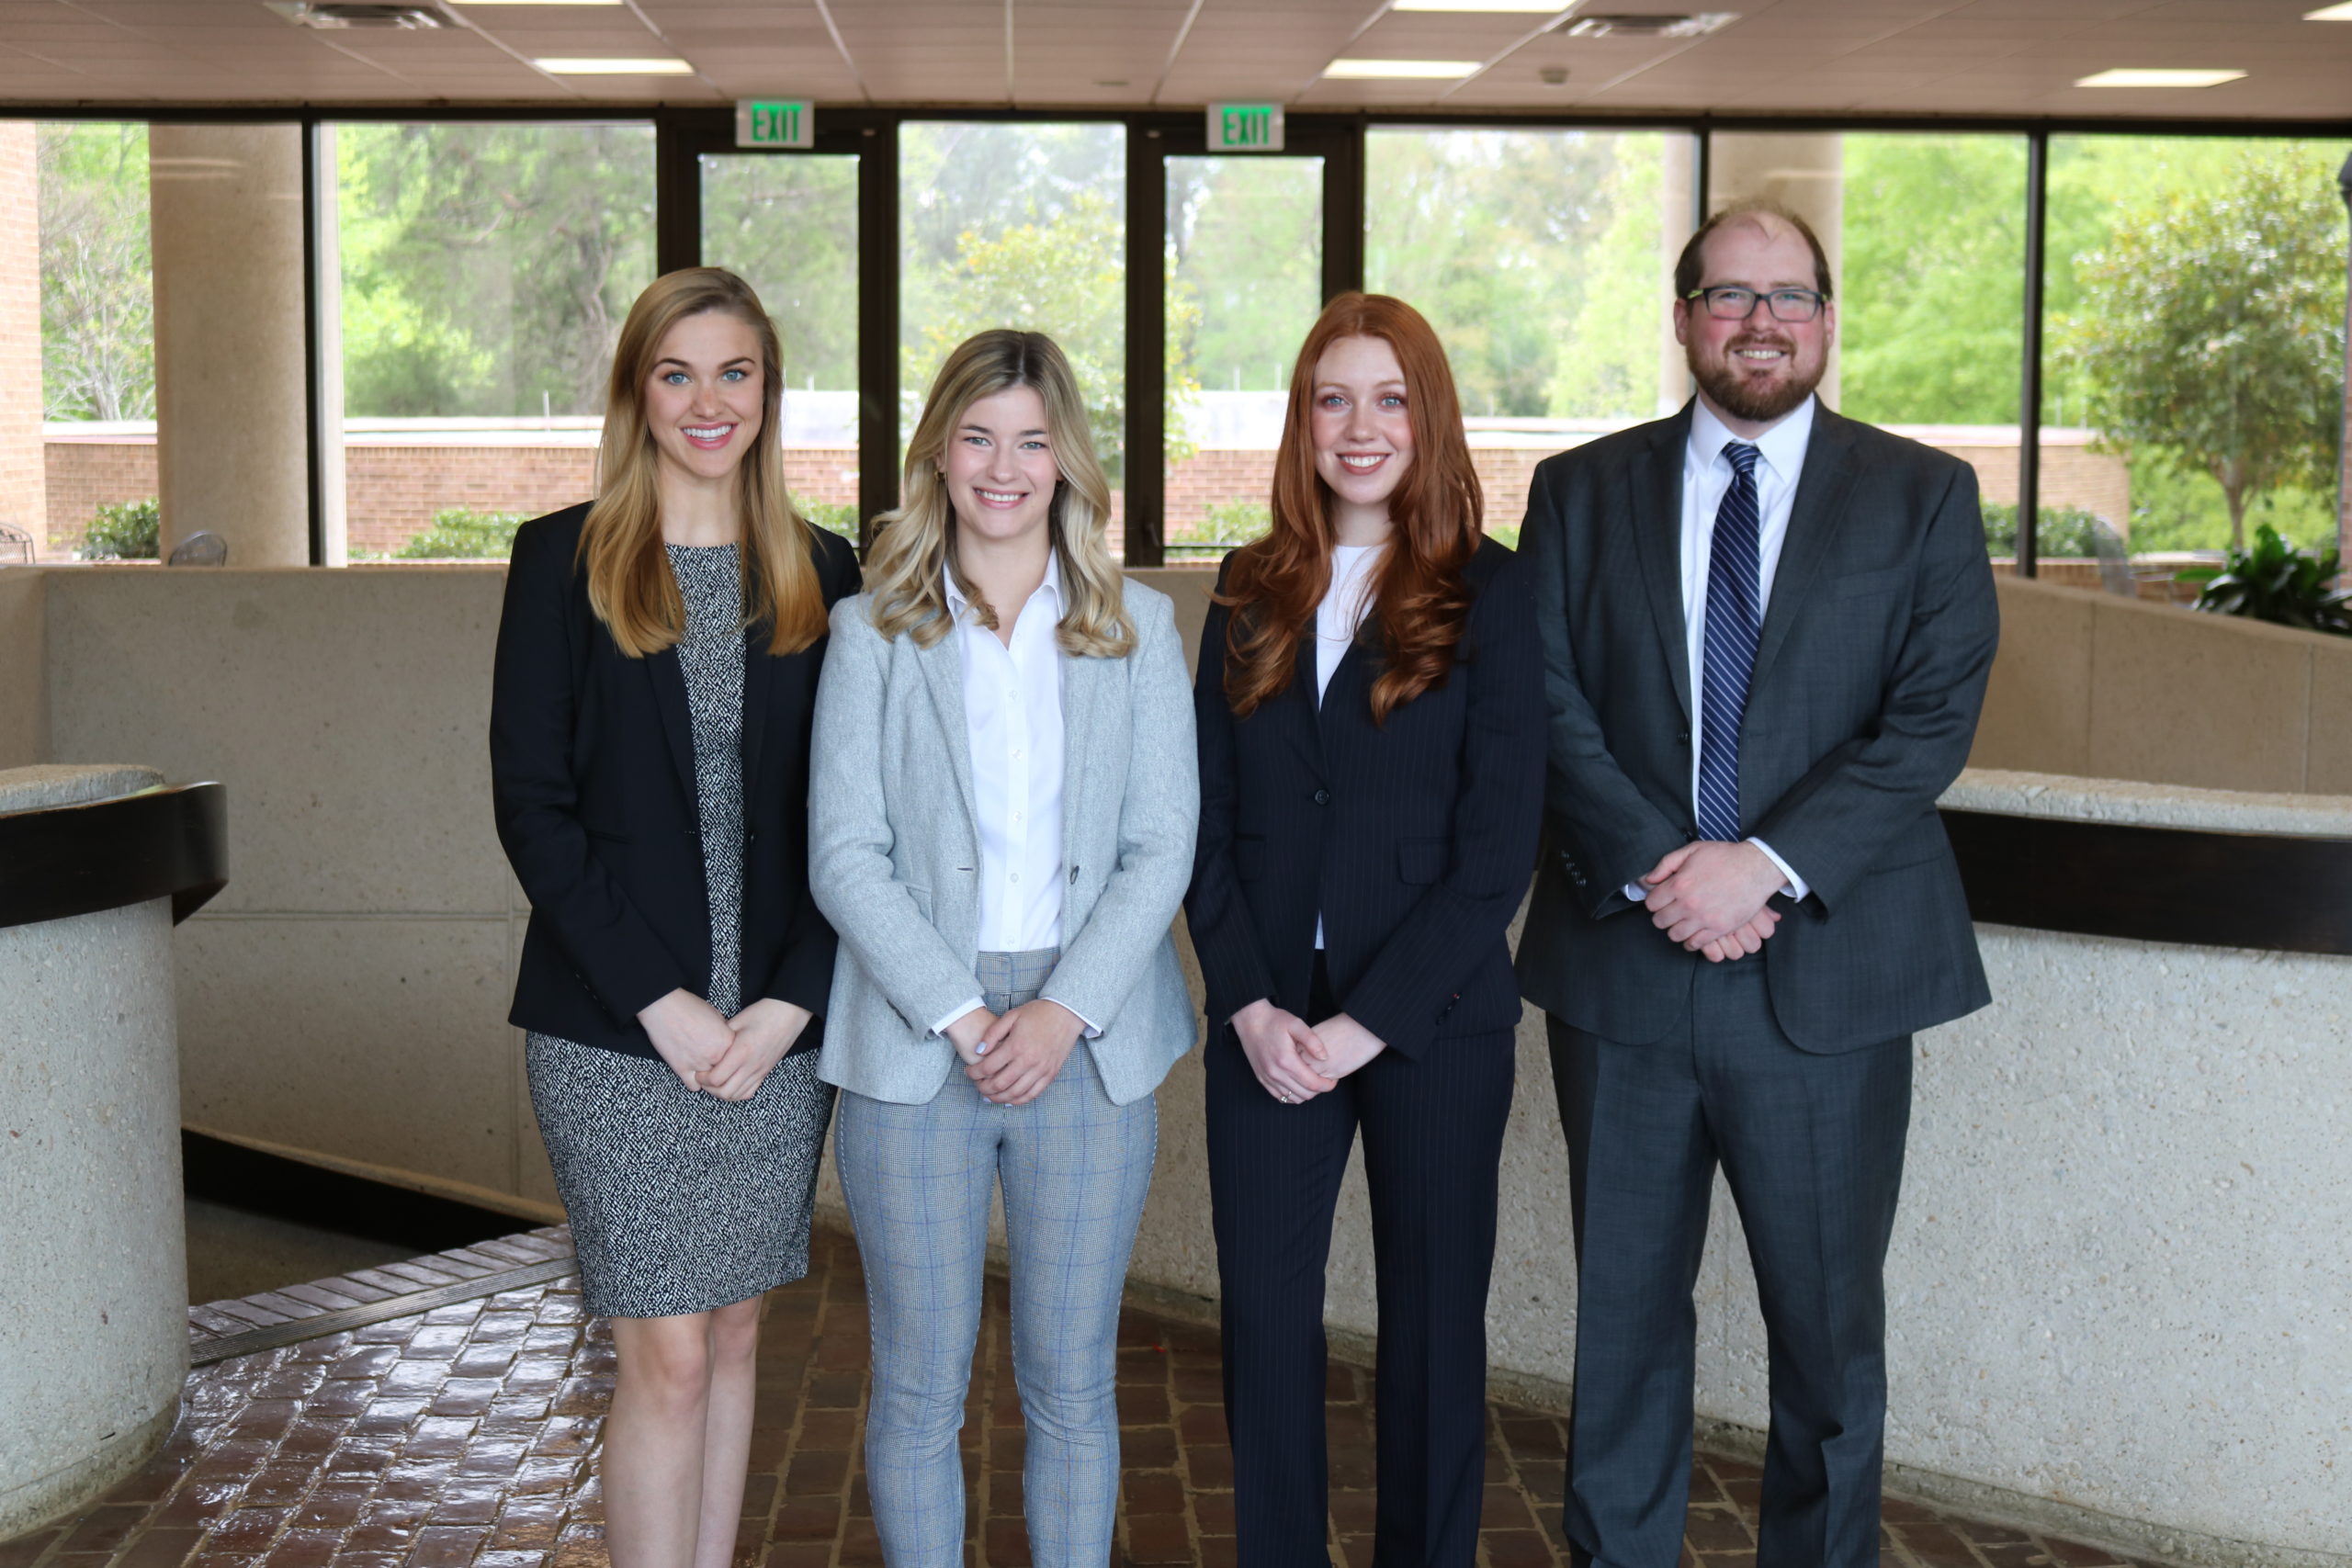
left=1312, top=788, right=1331, bottom=806
left=1677, top=729, right=1691, bottom=746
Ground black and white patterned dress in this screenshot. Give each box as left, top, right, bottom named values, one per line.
left=526, top=542, right=835, bottom=1320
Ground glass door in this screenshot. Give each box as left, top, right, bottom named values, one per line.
left=698, top=150, right=861, bottom=543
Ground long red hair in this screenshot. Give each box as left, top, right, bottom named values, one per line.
left=1216, top=293, right=1483, bottom=723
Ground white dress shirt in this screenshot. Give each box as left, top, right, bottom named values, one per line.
left=1622, top=395, right=1814, bottom=906
left=932, top=557, right=1099, bottom=1038
left=1312, top=543, right=1382, bottom=949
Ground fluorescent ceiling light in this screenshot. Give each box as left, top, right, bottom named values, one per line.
left=1322, top=58, right=1481, bottom=78
left=450, top=1, right=623, bottom=6
left=534, top=56, right=695, bottom=73
left=2302, top=2, right=2352, bottom=18
left=2075, top=67, right=2245, bottom=88
left=1391, top=0, right=1569, bottom=11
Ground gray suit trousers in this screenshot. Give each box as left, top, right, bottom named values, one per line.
left=1548, top=956, right=1911, bottom=1568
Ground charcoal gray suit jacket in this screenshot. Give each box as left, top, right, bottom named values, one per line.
left=1514, top=400, right=1999, bottom=1054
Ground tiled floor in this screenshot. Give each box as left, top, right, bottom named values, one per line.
left=6, top=1225, right=2156, bottom=1568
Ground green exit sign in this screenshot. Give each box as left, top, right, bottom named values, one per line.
left=1206, top=103, right=1285, bottom=152
left=735, top=99, right=814, bottom=150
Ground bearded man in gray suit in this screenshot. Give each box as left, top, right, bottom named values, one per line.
left=1515, top=202, right=1999, bottom=1568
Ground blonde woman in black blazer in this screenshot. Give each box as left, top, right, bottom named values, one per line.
left=492, top=268, right=858, bottom=1568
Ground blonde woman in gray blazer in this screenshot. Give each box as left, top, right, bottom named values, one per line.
left=808, top=330, right=1197, bottom=1568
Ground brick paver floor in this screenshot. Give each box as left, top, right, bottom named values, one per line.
left=4, top=1225, right=2158, bottom=1568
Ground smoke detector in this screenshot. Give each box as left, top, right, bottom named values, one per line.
left=266, top=3, right=447, bottom=28
left=1559, top=12, right=1737, bottom=38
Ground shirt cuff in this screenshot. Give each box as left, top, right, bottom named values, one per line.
left=1622, top=879, right=1648, bottom=903
left=1747, top=838, right=1809, bottom=903
left=1041, top=993, right=1103, bottom=1039
left=931, top=998, right=985, bottom=1039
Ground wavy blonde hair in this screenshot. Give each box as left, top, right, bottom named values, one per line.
left=579, top=267, right=827, bottom=659
left=864, top=330, right=1134, bottom=658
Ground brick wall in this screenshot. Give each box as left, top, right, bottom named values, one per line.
left=0, top=123, right=45, bottom=560
left=41, top=431, right=2133, bottom=561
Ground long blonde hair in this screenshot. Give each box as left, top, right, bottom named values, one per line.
left=579, top=267, right=827, bottom=658
left=864, top=330, right=1134, bottom=658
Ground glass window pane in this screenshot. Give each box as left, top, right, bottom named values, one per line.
left=1711, top=132, right=2028, bottom=565
left=1164, top=154, right=1322, bottom=562
left=899, top=121, right=1126, bottom=549
left=1367, top=127, right=1690, bottom=546
left=701, top=152, right=860, bottom=542
left=34, top=121, right=154, bottom=562
left=2044, top=135, right=2346, bottom=599
left=334, top=121, right=655, bottom=560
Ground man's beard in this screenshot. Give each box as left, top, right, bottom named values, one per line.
left=1689, top=334, right=1823, bottom=424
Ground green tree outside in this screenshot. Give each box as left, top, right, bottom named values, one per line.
left=37, top=122, right=153, bottom=422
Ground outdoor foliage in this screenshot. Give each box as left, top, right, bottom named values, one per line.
left=1979, top=502, right=2125, bottom=559
left=794, top=497, right=859, bottom=540
left=337, top=123, right=656, bottom=419
left=396, top=508, right=526, bottom=559
left=1167, top=158, right=1321, bottom=394
left=1367, top=129, right=1668, bottom=421
left=82, top=496, right=159, bottom=559
left=2177, top=525, right=2352, bottom=636
left=37, top=122, right=153, bottom=422
left=702, top=154, right=858, bottom=390
left=2057, top=146, right=2346, bottom=550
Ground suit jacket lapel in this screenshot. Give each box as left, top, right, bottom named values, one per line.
left=1750, top=407, right=1860, bottom=697
left=1058, top=647, right=1097, bottom=861
left=1291, top=633, right=1329, bottom=775
left=646, top=648, right=699, bottom=810
left=740, top=618, right=774, bottom=794
left=1632, top=408, right=1695, bottom=726
left=916, top=626, right=982, bottom=839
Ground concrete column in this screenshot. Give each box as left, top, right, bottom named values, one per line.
left=0, top=121, right=46, bottom=559
left=1705, top=132, right=1843, bottom=411
left=149, top=125, right=311, bottom=566
left=0, top=764, right=187, bottom=1538
left=1657, top=133, right=1698, bottom=416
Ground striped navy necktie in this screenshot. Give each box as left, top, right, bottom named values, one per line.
left=1697, top=441, right=1762, bottom=843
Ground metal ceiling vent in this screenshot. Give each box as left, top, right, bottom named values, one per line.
left=266, top=2, right=447, bottom=28
left=1559, top=12, right=1738, bottom=38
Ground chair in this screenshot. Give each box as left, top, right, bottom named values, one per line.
left=166, top=532, right=230, bottom=566
left=0, top=522, right=34, bottom=565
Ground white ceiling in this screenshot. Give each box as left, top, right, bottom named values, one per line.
left=1, top=0, right=2349, bottom=119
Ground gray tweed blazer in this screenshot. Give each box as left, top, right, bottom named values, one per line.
left=808, top=577, right=1200, bottom=1106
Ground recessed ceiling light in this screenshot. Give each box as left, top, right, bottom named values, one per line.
left=1322, top=58, right=1481, bottom=78
left=2075, top=67, right=2245, bottom=88
left=1561, top=11, right=1737, bottom=37
left=534, top=56, right=695, bottom=74
left=2302, top=2, right=2352, bottom=17
left=265, top=2, right=444, bottom=27
left=1391, top=0, right=1571, bottom=12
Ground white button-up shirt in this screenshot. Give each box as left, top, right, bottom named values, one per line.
left=932, top=557, right=1097, bottom=1039
left=1622, top=395, right=1813, bottom=904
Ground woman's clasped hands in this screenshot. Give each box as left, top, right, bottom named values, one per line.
left=945, top=999, right=1087, bottom=1106
left=1231, top=999, right=1388, bottom=1105
left=635, top=988, right=813, bottom=1100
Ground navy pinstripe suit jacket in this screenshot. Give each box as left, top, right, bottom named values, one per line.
left=1185, top=537, right=1548, bottom=1061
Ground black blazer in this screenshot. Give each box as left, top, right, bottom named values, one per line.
left=1513, top=402, right=1999, bottom=1054
left=490, top=502, right=862, bottom=1057
left=1186, top=537, right=1548, bottom=1060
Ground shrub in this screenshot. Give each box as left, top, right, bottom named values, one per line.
left=1979, top=502, right=2124, bottom=559
left=2177, top=525, right=2350, bottom=637
left=397, top=508, right=526, bottom=559
left=82, top=496, right=159, bottom=559
left=793, top=497, right=859, bottom=540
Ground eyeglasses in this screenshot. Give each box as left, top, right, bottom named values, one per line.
left=1684, top=286, right=1826, bottom=323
